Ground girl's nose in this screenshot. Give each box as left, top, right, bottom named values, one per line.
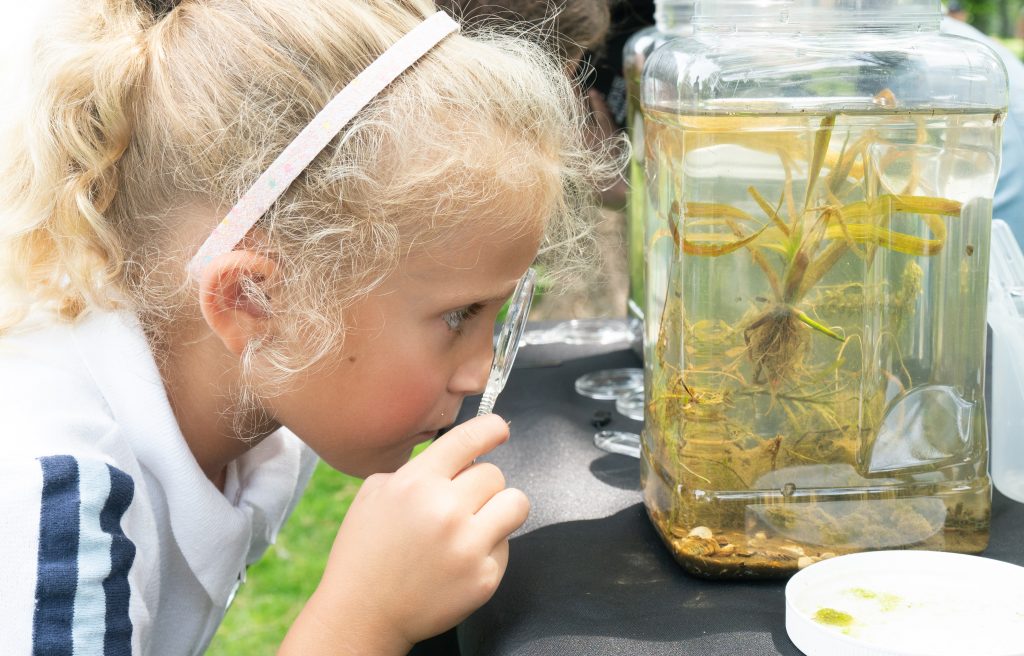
left=448, top=327, right=493, bottom=396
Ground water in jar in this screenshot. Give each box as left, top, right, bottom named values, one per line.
left=641, top=107, right=999, bottom=578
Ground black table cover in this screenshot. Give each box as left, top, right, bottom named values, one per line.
left=451, top=342, right=1024, bottom=656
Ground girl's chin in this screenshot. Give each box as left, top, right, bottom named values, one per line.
left=322, top=430, right=438, bottom=476
left=323, top=444, right=415, bottom=477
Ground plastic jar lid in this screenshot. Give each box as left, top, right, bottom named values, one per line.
left=785, top=550, right=1024, bottom=656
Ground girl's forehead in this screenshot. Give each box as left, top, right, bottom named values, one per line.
left=391, top=168, right=551, bottom=289
left=399, top=219, right=541, bottom=297
left=418, top=188, right=548, bottom=251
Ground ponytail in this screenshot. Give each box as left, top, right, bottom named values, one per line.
left=0, top=1, right=153, bottom=328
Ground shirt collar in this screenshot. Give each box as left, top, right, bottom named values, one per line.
left=72, top=310, right=309, bottom=608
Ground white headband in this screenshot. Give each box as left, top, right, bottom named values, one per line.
left=189, top=11, right=460, bottom=278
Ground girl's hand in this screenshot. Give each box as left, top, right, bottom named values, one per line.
left=281, top=414, right=529, bottom=655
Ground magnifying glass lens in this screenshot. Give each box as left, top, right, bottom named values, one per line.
left=477, top=268, right=536, bottom=416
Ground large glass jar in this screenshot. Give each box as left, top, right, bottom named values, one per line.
left=624, top=1, right=695, bottom=357
left=640, top=0, right=1007, bottom=578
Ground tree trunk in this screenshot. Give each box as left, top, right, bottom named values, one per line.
left=999, top=0, right=1013, bottom=38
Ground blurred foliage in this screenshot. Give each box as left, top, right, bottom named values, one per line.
left=995, top=35, right=1024, bottom=57
left=963, top=0, right=1022, bottom=38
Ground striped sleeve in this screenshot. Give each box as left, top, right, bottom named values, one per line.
left=0, top=456, right=137, bottom=655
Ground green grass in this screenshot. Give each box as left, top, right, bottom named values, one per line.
left=994, top=36, right=1024, bottom=60
left=206, top=461, right=364, bottom=655
left=207, top=442, right=433, bottom=653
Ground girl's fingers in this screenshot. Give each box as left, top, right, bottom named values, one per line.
left=483, top=536, right=507, bottom=589
left=488, top=539, right=510, bottom=583
left=410, top=414, right=509, bottom=479
left=473, top=487, right=530, bottom=547
left=452, top=462, right=506, bottom=514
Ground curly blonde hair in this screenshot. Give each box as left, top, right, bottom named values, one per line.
left=435, top=0, right=611, bottom=62
left=0, top=0, right=612, bottom=390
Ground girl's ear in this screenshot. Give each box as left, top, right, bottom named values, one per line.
left=197, top=251, right=279, bottom=357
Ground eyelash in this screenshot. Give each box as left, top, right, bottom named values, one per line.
left=443, top=303, right=484, bottom=334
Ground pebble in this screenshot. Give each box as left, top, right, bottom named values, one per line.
left=591, top=410, right=613, bottom=428
left=688, top=526, right=713, bottom=539
left=679, top=536, right=718, bottom=557
left=798, top=556, right=819, bottom=569
left=780, top=545, right=806, bottom=558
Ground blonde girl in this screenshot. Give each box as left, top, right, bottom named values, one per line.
left=0, top=0, right=606, bottom=653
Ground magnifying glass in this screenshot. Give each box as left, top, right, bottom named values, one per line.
left=477, top=267, right=537, bottom=416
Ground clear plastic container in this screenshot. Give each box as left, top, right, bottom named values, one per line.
left=640, top=0, right=1008, bottom=578
left=987, top=219, right=1024, bottom=503
left=623, top=1, right=695, bottom=356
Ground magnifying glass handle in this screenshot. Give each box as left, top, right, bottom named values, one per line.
left=477, top=386, right=500, bottom=416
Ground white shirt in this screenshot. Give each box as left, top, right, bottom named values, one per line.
left=0, top=311, right=317, bottom=655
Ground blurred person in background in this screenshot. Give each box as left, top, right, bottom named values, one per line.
left=438, top=0, right=629, bottom=208
left=437, top=0, right=610, bottom=63
left=947, top=0, right=967, bottom=22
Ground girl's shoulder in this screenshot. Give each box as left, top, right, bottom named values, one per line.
left=0, top=323, right=159, bottom=654
left=0, top=310, right=152, bottom=464
left=1, top=316, right=112, bottom=451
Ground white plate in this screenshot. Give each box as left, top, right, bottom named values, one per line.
left=786, top=550, right=1024, bottom=656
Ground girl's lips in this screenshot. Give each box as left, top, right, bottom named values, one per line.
left=414, top=419, right=457, bottom=442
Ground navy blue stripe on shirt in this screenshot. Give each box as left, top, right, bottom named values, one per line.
left=101, top=464, right=136, bottom=656
left=33, top=455, right=80, bottom=656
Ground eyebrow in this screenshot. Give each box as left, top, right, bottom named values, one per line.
left=483, top=285, right=519, bottom=305
left=447, top=284, right=519, bottom=309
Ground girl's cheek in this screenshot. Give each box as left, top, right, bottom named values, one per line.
left=388, top=373, right=444, bottom=415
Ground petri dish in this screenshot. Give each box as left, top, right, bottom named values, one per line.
left=593, top=430, right=641, bottom=459
left=615, top=388, right=645, bottom=421
left=523, top=318, right=635, bottom=346
left=574, top=368, right=644, bottom=400
left=786, top=550, right=1024, bottom=656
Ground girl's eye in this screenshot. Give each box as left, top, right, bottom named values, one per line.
left=442, top=303, right=484, bottom=334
